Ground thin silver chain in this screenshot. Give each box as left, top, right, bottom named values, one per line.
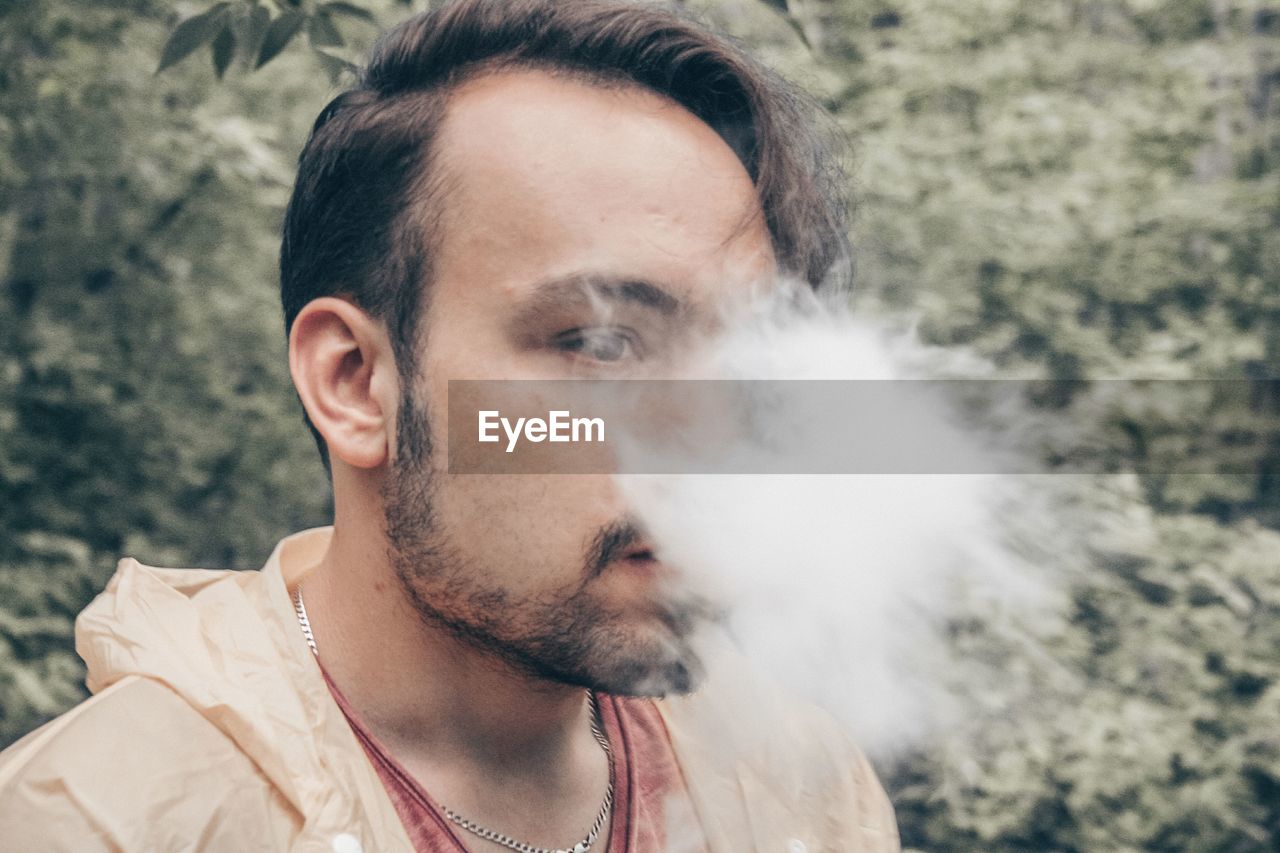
left=291, top=585, right=615, bottom=853
left=293, top=584, right=319, bottom=654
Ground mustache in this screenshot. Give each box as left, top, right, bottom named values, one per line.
left=585, top=518, right=648, bottom=578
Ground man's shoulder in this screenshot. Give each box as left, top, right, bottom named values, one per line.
left=666, top=645, right=868, bottom=760
left=659, top=650, right=900, bottom=851
left=671, top=664, right=884, bottom=786
left=2, top=675, right=236, bottom=773
left=0, top=676, right=292, bottom=851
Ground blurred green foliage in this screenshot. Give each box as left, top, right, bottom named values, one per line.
left=2, top=0, right=1278, bottom=849
left=0, top=0, right=332, bottom=744
left=787, top=1, right=1280, bottom=847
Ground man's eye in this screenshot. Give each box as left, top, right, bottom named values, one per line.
left=553, top=328, right=638, bottom=363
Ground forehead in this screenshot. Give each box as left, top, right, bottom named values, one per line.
left=427, top=68, right=774, bottom=306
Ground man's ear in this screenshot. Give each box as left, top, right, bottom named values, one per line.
left=289, top=298, right=399, bottom=469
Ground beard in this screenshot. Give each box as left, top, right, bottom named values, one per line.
left=381, top=390, right=709, bottom=697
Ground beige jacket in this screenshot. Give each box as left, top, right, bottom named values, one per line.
left=0, top=529, right=898, bottom=853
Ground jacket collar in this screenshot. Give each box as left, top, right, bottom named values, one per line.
left=77, top=527, right=416, bottom=851
left=77, top=527, right=843, bottom=852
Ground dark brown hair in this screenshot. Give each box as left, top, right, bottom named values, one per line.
left=281, top=0, right=850, bottom=458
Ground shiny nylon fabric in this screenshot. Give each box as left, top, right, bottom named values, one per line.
left=0, top=528, right=899, bottom=852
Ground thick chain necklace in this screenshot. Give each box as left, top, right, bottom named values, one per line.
left=291, top=586, right=615, bottom=853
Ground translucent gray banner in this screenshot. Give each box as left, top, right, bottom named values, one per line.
left=446, top=379, right=1280, bottom=475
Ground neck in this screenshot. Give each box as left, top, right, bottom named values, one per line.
left=297, top=521, right=593, bottom=772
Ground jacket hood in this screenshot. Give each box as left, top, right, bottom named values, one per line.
left=74, top=529, right=397, bottom=842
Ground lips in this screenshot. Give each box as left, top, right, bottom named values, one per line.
left=586, top=520, right=672, bottom=581
left=619, top=547, right=682, bottom=586
left=622, top=545, right=656, bottom=562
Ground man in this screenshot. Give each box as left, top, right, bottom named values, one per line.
left=0, top=1, right=898, bottom=850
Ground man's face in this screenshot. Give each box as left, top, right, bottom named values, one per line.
left=384, top=69, right=775, bottom=696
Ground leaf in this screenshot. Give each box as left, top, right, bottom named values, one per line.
left=751, top=0, right=812, bottom=50
left=322, top=2, right=377, bottom=24
left=156, top=3, right=231, bottom=73
left=243, top=5, right=271, bottom=58
left=211, top=26, right=236, bottom=79
left=255, top=10, right=306, bottom=69
left=782, top=16, right=812, bottom=50
left=308, top=12, right=344, bottom=49
left=313, top=48, right=357, bottom=84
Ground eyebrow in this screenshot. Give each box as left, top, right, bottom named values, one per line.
left=508, top=273, right=684, bottom=331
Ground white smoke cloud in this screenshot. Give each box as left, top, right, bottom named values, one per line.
left=615, top=287, right=1084, bottom=757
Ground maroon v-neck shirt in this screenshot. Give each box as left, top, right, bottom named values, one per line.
left=320, top=665, right=706, bottom=852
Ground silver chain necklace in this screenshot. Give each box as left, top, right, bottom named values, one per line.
left=291, top=586, right=615, bottom=853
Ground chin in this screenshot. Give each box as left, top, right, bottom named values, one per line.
left=572, top=620, right=708, bottom=698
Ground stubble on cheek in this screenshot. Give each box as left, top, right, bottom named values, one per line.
left=379, top=397, right=714, bottom=696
